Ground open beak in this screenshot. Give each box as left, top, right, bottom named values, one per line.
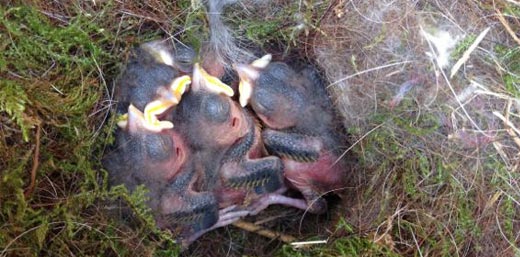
left=235, top=64, right=260, bottom=107
left=170, top=75, right=191, bottom=102
left=154, top=75, right=191, bottom=106
left=129, top=104, right=174, bottom=133
left=234, top=54, right=272, bottom=107
left=117, top=104, right=173, bottom=134
left=193, top=63, right=234, bottom=97
left=117, top=76, right=189, bottom=133
left=142, top=75, right=190, bottom=128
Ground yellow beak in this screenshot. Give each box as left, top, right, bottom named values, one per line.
left=169, top=75, right=191, bottom=104
left=235, top=54, right=271, bottom=107
left=193, top=63, right=234, bottom=97
left=118, top=75, right=189, bottom=132
left=131, top=104, right=174, bottom=133
left=141, top=75, right=190, bottom=130
left=235, top=64, right=257, bottom=107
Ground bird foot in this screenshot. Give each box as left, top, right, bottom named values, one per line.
left=181, top=205, right=250, bottom=247
left=248, top=192, right=308, bottom=215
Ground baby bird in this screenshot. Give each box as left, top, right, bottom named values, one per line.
left=105, top=40, right=222, bottom=241
left=104, top=104, right=220, bottom=238
left=160, top=63, right=288, bottom=244
left=170, top=63, right=287, bottom=209
left=115, top=40, right=193, bottom=132
left=235, top=55, right=347, bottom=214
left=139, top=39, right=196, bottom=74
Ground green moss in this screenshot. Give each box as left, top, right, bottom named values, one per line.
left=245, top=20, right=282, bottom=45
left=502, top=4, right=520, bottom=16
left=0, top=81, right=34, bottom=141
left=179, top=1, right=206, bottom=55
left=393, top=112, right=440, bottom=136
left=224, top=0, right=327, bottom=54
left=278, top=218, right=400, bottom=257
left=495, top=46, right=520, bottom=97
left=0, top=4, right=181, bottom=256
left=451, top=34, right=476, bottom=60
left=340, top=99, right=504, bottom=255
left=2, top=1, right=517, bottom=256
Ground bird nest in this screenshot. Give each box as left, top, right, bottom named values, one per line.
left=1, top=1, right=519, bottom=256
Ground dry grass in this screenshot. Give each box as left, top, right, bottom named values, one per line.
left=1, top=0, right=519, bottom=256
left=309, top=0, right=520, bottom=256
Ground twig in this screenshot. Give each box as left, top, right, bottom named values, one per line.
left=118, top=10, right=163, bottom=23
left=24, top=125, right=41, bottom=197
left=254, top=212, right=292, bottom=225
left=232, top=220, right=296, bottom=243
left=290, top=240, right=327, bottom=248
left=494, top=99, right=520, bottom=151
left=0, top=221, right=112, bottom=257
left=450, top=27, right=490, bottom=78
left=0, top=225, right=44, bottom=257
left=496, top=7, right=520, bottom=46
left=492, top=111, right=520, bottom=137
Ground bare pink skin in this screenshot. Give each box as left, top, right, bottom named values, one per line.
left=169, top=87, right=296, bottom=243
left=214, top=115, right=306, bottom=215
left=247, top=188, right=308, bottom=215
left=283, top=152, right=345, bottom=195
left=215, top=117, right=278, bottom=208
left=213, top=101, right=249, bottom=146
left=161, top=131, right=188, bottom=181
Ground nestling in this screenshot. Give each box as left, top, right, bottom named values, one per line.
left=115, top=40, right=193, bottom=132
left=104, top=103, right=220, bottom=237
left=104, top=41, right=222, bottom=241
left=235, top=55, right=347, bottom=214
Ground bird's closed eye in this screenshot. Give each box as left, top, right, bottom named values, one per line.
left=255, top=101, right=272, bottom=115
left=202, top=95, right=230, bottom=123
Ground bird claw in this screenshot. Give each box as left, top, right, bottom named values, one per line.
left=181, top=205, right=251, bottom=247
left=247, top=190, right=308, bottom=215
